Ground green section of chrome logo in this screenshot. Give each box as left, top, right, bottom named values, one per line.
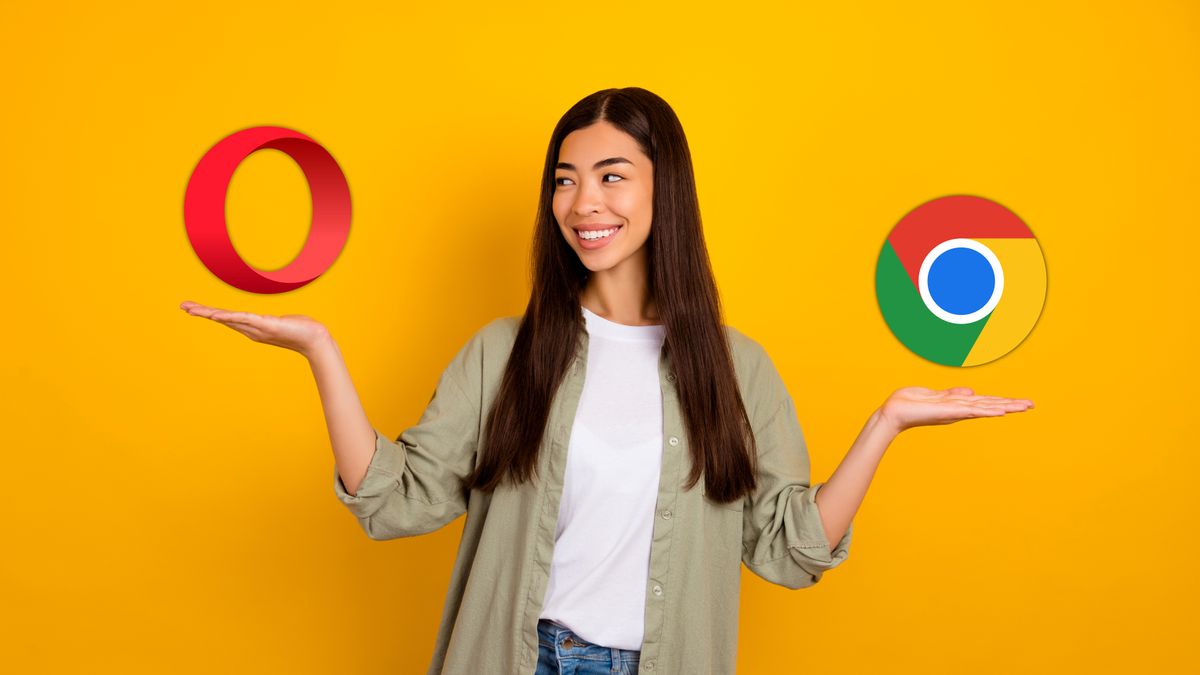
left=875, top=241, right=990, bottom=366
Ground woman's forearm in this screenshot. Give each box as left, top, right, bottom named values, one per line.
left=305, top=334, right=377, bottom=496
left=813, top=408, right=899, bottom=549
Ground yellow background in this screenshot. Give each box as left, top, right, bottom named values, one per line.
left=2, top=1, right=1196, bottom=672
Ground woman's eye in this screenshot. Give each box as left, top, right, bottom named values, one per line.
left=554, top=174, right=623, bottom=187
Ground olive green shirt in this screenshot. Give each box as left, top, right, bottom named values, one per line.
left=334, top=315, right=853, bottom=675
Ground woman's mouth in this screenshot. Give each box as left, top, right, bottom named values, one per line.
left=576, top=225, right=623, bottom=250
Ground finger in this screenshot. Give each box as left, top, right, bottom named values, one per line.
left=964, top=396, right=1013, bottom=404
left=972, top=399, right=1034, bottom=409
left=212, top=310, right=266, bottom=325
left=942, top=395, right=1006, bottom=405
left=965, top=406, right=1007, bottom=417
left=186, top=304, right=235, bottom=319
left=939, top=405, right=1004, bottom=422
left=971, top=394, right=1034, bottom=406
left=946, top=395, right=1025, bottom=407
left=182, top=302, right=218, bottom=315
left=966, top=400, right=1022, bottom=410
left=964, top=402, right=1029, bottom=417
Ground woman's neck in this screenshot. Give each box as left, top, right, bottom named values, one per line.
left=580, top=271, right=659, bottom=327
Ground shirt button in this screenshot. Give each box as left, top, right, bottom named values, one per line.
left=668, top=436, right=679, bottom=446
left=661, top=509, right=672, bottom=519
left=645, top=661, right=655, bottom=671
left=666, top=372, right=675, bottom=382
left=652, top=584, right=663, bottom=596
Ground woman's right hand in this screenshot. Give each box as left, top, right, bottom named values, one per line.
left=179, top=300, right=331, bottom=358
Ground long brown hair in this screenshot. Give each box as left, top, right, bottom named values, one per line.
left=463, top=87, right=757, bottom=505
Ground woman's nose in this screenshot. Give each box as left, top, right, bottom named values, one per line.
left=572, top=181, right=603, bottom=215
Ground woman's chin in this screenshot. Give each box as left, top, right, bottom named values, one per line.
left=580, top=258, right=625, bottom=275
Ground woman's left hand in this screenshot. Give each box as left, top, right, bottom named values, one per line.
left=879, top=386, right=1034, bottom=434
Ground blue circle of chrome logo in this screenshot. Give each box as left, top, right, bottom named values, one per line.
left=928, top=247, right=994, bottom=315
left=918, top=238, right=1004, bottom=325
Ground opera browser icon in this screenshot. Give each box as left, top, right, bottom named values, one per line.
left=875, top=195, right=1047, bottom=367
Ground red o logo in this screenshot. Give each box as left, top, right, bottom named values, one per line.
left=184, top=126, right=351, bottom=293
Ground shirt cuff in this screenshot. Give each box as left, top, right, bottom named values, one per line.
left=332, top=428, right=408, bottom=520
left=787, top=481, right=853, bottom=570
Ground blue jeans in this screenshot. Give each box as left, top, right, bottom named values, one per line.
left=535, top=618, right=641, bottom=674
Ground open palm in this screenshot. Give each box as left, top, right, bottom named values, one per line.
left=180, top=300, right=329, bottom=357
left=879, top=386, right=1034, bottom=434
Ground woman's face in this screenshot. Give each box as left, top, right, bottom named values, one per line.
left=552, top=120, right=654, bottom=275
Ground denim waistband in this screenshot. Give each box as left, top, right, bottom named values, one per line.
left=536, top=618, right=641, bottom=656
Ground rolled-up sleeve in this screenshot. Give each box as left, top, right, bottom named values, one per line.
left=740, top=359, right=852, bottom=589
left=333, top=324, right=486, bottom=540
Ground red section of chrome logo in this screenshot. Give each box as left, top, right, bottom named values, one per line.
left=184, top=126, right=351, bottom=293
left=886, top=195, right=1031, bottom=289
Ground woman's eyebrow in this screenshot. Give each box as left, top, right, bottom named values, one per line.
left=555, top=157, right=634, bottom=171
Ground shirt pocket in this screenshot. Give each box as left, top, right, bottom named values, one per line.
left=699, top=490, right=746, bottom=575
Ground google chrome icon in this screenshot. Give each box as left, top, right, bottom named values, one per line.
left=875, top=195, right=1046, bottom=367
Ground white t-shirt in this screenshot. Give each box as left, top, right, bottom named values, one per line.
left=537, top=304, right=666, bottom=650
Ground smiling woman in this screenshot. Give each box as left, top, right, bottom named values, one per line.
left=468, top=88, right=760, bottom=508
left=180, top=86, right=1033, bottom=675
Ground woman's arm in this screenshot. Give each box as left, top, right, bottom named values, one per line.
left=181, top=300, right=490, bottom=540
left=180, top=301, right=379, bottom=496
left=306, top=334, right=377, bottom=496
left=815, top=386, right=1035, bottom=548
left=737, top=329, right=1034, bottom=588
left=812, top=408, right=896, bottom=551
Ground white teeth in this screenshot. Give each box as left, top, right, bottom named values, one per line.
left=580, top=227, right=618, bottom=240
